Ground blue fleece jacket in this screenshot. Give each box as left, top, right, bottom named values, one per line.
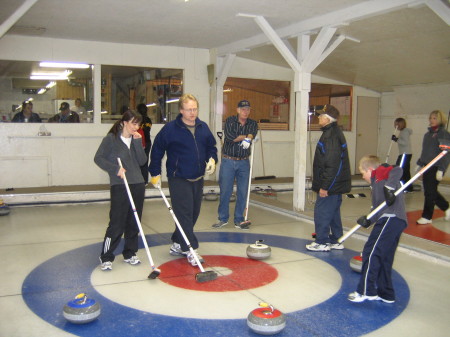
left=149, top=114, right=218, bottom=180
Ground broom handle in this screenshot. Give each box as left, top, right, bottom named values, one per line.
left=385, top=126, right=398, bottom=163
left=244, top=142, right=256, bottom=221
left=339, top=148, right=448, bottom=243
left=157, top=186, right=206, bottom=272
left=117, top=158, right=155, bottom=267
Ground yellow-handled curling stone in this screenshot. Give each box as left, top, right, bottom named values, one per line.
left=247, top=302, right=286, bottom=335
left=0, top=199, right=10, bottom=216
left=63, top=293, right=101, bottom=324
left=246, top=240, right=271, bottom=260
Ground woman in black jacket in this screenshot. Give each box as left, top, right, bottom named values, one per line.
left=416, top=110, right=450, bottom=225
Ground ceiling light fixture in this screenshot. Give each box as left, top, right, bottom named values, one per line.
left=30, top=70, right=72, bottom=80
left=39, top=62, right=89, bottom=69
left=37, top=88, right=47, bottom=94
left=46, top=81, right=56, bottom=89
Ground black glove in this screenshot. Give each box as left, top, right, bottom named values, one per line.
left=357, top=216, right=372, bottom=228
left=391, top=135, right=398, bottom=142
left=384, top=186, right=396, bottom=206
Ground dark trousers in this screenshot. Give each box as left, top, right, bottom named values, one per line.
left=100, top=183, right=145, bottom=262
left=395, top=154, right=412, bottom=191
left=313, top=194, right=343, bottom=244
left=357, top=216, right=407, bottom=301
left=422, top=166, right=449, bottom=219
left=168, top=176, right=204, bottom=251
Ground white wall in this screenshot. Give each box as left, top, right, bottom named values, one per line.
left=0, top=35, right=210, bottom=188
left=3, top=35, right=445, bottom=190
left=378, top=83, right=450, bottom=176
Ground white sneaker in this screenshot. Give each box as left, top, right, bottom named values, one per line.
left=445, top=208, right=450, bottom=221
left=329, top=243, right=344, bottom=250
left=186, top=250, right=204, bottom=266
left=306, top=242, right=330, bottom=252
left=169, top=242, right=187, bottom=256
left=375, top=296, right=395, bottom=303
left=100, top=261, right=112, bottom=271
left=416, top=217, right=432, bottom=225
left=124, top=255, right=141, bottom=265
left=348, top=291, right=378, bottom=303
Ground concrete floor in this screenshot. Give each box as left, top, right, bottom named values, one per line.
left=0, top=184, right=449, bottom=336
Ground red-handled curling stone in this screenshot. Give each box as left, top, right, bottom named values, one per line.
left=247, top=302, right=286, bottom=335
left=246, top=240, right=271, bottom=260
left=63, top=293, right=101, bottom=324
left=350, top=255, right=362, bottom=273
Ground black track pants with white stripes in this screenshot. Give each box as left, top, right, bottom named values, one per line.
left=357, top=216, right=407, bottom=301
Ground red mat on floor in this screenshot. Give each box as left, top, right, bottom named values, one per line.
left=405, top=210, right=450, bottom=245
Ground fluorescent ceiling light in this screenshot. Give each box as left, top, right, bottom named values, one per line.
left=30, top=75, right=68, bottom=80
left=30, top=70, right=72, bottom=80
left=40, top=62, right=89, bottom=69
left=146, top=103, right=157, bottom=107
left=37, top=88, right=47, bottom=94
left=166, top=98, right=179, bottom=103
left=45, top=81, right=56, bottom=89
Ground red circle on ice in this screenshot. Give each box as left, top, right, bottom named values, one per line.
left=158, top=255, right=278, bottom=292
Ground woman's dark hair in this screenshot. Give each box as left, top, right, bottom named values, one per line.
left=108, top=110, right=142, bottom=136
left=136, top=103, right=148, bottom=116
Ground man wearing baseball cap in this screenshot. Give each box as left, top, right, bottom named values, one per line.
left=48, top=102, right=80, bottom=123
left=306, top=104, right=351, bottom=251
left=212, top=100, right=258, bottom=230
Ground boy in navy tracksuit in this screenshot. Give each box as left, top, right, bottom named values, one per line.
left=348, top=155, right=407, bottom=303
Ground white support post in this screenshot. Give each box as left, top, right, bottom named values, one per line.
left=93, top=64, right=101, bottom=124
left=302, top=27, right=336, bottom=73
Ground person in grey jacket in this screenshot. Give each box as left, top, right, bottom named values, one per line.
left=348, top=155, right=407, bottom=303
left=94, top=110, right=147, bottom=271
left=415, top=109, right=450, bottom=225
left=392, top=117, right=413, bottom=192
left=306, top=105, right=351, bottom=252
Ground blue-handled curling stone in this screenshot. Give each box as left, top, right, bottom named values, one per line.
left=63, top=293, right=101, bottom=324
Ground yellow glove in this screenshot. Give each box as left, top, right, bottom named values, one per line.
left=205, top=157, right=216, bottom=175
left=436, top=170, right=443, bottom=181
left=150, top=175, right=161, bottom=189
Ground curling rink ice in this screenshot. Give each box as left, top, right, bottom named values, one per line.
left=0, top=190, right=449, bottom=337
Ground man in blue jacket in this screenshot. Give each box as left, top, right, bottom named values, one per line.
left=149, top=94, right=218, bottom=266
left=306, top=105, right=351, bottom=252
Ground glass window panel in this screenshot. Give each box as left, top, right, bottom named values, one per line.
left=100, top=65, right=183, bottom=124
left=223, top=77, right=290, bottom=130
left=0, top=60, right=93, bottom=123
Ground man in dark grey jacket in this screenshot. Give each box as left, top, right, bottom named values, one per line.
left=306, top=105, right=351, bottom=252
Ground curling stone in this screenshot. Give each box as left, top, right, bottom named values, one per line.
left=247, top=302, right=286, bottom=335
left=229, top=193, right=236, bottom=202
left=63, top=293, right=101, bottom=324
left=350, top=255, right=362, bottom=273
left=0, top=199, right=10, bottom=216
left=247, top=240, right=271, bottom=260
left=204, top=190, right=219, bottom=201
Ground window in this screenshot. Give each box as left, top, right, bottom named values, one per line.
left=100, top=65, right=183, bottom=124
left=309, top=84, right=352, bottom=131
left=0, top=60, right=93, bottom=123
left=223, top=77, right=290, bottom=130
